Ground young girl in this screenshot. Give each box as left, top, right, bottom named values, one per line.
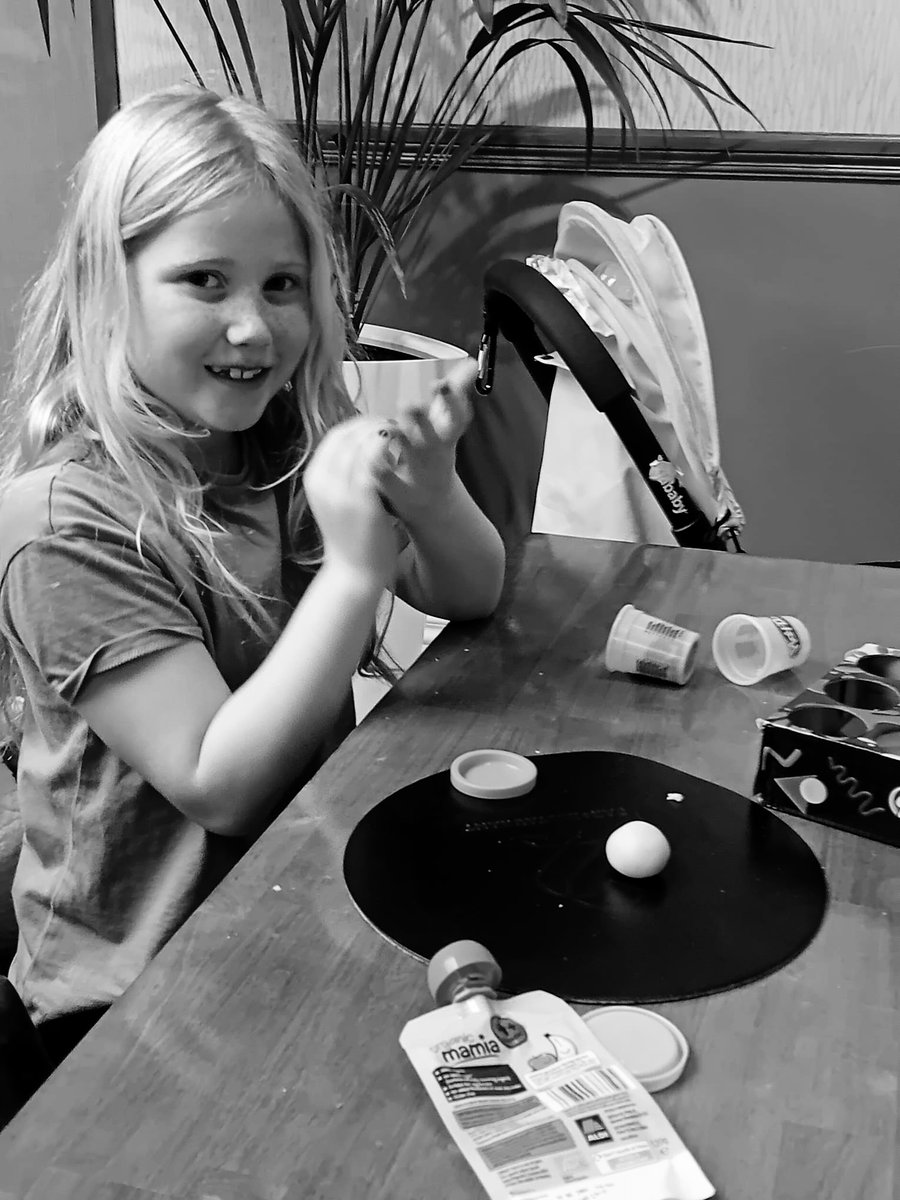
left=0, top=85, right=505, bottom=1067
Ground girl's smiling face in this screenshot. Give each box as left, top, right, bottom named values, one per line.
left=126, top=187, right=310, bottom=470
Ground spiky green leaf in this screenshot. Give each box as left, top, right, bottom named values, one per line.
left=473, top=0, right=494, bottom=31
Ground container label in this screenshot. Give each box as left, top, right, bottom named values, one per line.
left=771, top=616, right=803, bottom=658
left=634, top=658, right=673, bottom=681
left=644, top=619, right=685, bottom=641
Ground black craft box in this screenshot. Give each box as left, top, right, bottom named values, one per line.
left=753, top=643, right=900, bottom=848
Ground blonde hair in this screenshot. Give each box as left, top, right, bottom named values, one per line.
left=0, top=85, right=392, bottom=734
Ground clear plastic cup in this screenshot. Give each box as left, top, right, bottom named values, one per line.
left=604, top=604, right=699, bottom=686
left=712, top=613, right=810, bottom=685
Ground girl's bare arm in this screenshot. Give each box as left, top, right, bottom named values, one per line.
left=75, top=418, right=399, bottom=837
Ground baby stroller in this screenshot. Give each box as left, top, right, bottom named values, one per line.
left=473, top=202, right=744, bottom=554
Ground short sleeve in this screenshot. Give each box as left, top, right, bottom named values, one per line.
left=0, top=532, right=205, bottom=705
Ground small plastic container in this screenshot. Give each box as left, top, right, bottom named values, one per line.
left=450, top=749, right=537, bottom=799
left=605, top=604, right=699, bottom=686
left=712, top=613, right=810, bottom=686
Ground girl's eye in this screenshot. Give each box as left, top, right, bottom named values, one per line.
left=267, top=274, right=302, bottom=293
left=183, top=271, right=223, bottom=290
left=180, top=272, right=302, bottom=294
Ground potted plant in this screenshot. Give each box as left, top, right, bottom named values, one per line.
left=135, top=2, right=755, bottom=331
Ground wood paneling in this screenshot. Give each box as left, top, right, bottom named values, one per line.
left=113, top=0, right=900, bottom=136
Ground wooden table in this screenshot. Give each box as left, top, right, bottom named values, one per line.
left=1, top=535, right=899, bottom=1200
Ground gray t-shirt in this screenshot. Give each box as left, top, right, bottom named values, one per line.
left=0, top=455, right=352, bottom=1023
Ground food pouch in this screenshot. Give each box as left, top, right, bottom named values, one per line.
left=399, top=941, right=713, bottom=1200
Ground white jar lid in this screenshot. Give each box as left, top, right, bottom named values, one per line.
left=450, top=749, right=537, bottom=799
left=581, top=1005, right=689, bottom=1092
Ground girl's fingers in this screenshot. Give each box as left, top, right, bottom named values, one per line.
left=442, top=358, right=479, bottom=396
left=437, top=359, right=478, bottom=421
left=374, top=427, right=415, bottom=482
left=307, top=417, right=393, bottom=495
left=428, top=383, right=471, bottom=442
left=356, top=425, right=404, bottom=494
left=417, top=359, right=477, bottom=442
left=395, top=403, right=434, bottom=450
left=396, top=381, right=471, bottom=448
left=375, top=426, right=402, bottom=471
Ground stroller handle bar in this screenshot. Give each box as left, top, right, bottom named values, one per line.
left=478, top=259, right=741, bottom=553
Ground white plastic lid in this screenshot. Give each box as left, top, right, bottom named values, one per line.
left=581, top=1006, right=689, bottom=1092
left=450, top=749, right=537, bottom=799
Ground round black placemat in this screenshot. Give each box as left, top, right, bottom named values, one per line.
left=343, top=751, right=828, bottom=1004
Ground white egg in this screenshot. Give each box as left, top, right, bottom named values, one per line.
left=605, top=821, right=671, bottom=879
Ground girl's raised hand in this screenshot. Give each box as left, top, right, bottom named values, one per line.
left=303, top=416, right=401, bottom=590
left=373, top=358, right=478, bottom=523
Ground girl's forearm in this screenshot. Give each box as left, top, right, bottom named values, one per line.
left=192, top=561, right=383, bottom=833
left=398, top=477, right=505, bottom=620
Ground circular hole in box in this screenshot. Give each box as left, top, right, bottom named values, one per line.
left=823, top=676, right=900, bottom=710
left=856, top=654, right=900, bottom=684
left=788, top=704, right=867, bottom=738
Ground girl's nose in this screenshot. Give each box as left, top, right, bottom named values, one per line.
left=225, top=298, right=273, bottom=346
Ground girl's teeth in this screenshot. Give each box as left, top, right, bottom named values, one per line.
left=210, top=367, right=265, bottom=380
